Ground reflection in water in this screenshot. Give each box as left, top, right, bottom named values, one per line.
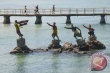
left=15, top=55, right=26, bottom=73
left=4, top=24, right=10, bottom=27
left=35, top=24, right=42, bottom=28
left=74, top=55, right=88, bottom=72
left=51, top=54, right=60, bottom=73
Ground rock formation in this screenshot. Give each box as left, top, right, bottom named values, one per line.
left=10, top=38, right=33, bottom=54
left=62, top=36, right=106, bottom=54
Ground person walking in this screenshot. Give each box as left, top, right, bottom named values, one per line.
left=24, top=5, right=27, bottom=14
left=52, top=5, right=55, bottom=14
left=35, top=5, right=39, bottom=14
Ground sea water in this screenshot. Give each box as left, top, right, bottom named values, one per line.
left=0, top=0, right=110, bottom=73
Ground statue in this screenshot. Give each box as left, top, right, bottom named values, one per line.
left=47, top=22, right=60, bottom=40
left=83, top=24, right=97, bottom=41
left=14, top=20, right=23, bottom=38
left=65, top=24, right=85, bottom=46
left=65, top=24, right=83, bottom=40
left=47, top=22, right=62, bottom=52
left=10, top=20, right=32, bottom=54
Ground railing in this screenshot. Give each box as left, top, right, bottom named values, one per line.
left=0, top=8, right=110, bottom=15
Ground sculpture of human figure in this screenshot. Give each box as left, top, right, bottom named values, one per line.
left=47, top=22, right=60, bottom=40
left=83, top=24, right=95, bottom=37
left=65, top=24, right=83, bottom=40
left=14, top=20, right=23, bottom=38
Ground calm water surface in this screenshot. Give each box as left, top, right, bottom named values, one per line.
left=0, top=0, right=110, bottom=73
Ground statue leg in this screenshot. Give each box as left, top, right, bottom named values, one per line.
left=74, top=33, right=78, bottom=40
left=17, top=30, right=23, bottom=38
left=52, top=33, right=55, bottom=40
left=74, top=36, right=77, bottom=40
left=56, top=35, right=60, bottom=40
left=79, top=32, right=83, bottom=40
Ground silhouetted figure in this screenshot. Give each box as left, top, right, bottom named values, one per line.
left=24, top=5, right=27, bottom=14
left=83, top=24, right=95, bottom=37
left=65, top=24, right=83, bottom=40
left=14, top=20, right=23, bottom=38
left=47, top=22, right=60, bottom=40
left=35, top=5, right=39, bottom=14
left=52, top=5, right=55, bottom=14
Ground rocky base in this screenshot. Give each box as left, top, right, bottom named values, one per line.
left=48, top=40, right=62, bottom=53
left=48, top=43, right=62, bottom=53
left=10, top=46, right=33, bottom=54
left=10, top=37, right=105, bottom=54
left=32, top=48, right=62, bottom=53
left=62, top=42, right=76, bottom=52
left=76, top=39, right=86, bottom=46
left=48, top=43, right=62, bottom=49
left=33, top=48, right=48, bottom=52
left=87, top=40, right=106, bottom=49
left=88, top=35, right=97, bottom=41
left=63, top=40, right=106, bottom=54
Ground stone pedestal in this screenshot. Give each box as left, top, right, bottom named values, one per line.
left=79, top=44, right=90, bottom=51
left=17, top=38, right=25, bottom=47
left=10, top=38, right=33, bottom=54
left=76, top=39, right=86, bottom=46
left=48, top=40, right=62, bottom=49
left=52, top=40, right=60, bottom=45
left=88, top=36, right=97, bottom=41
left=48, top=40, right=62, bottom=53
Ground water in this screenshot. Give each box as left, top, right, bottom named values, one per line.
left=0, top=0, right=110, bottom=73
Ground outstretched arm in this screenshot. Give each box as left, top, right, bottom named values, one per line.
left=83, top=25, right=89, bottom=29
left=64, top=27, right=72, bottom=29
left=19, top=25, right=23, bottom=28
left=47, top=22, right=53, bottom=27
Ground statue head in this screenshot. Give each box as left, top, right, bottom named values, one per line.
left=53, top=22, right=56, bottom=26
left=71, top=24, right=74, bottom=27
left=15, top=20, right=17, bottom=23
left=89, top=24, right=91, bottom=28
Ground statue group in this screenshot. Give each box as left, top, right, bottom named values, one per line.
left=10, top=21, right=106, bottom=54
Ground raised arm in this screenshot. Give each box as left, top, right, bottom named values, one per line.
left=47, top=22, right=53, bottom=27
left=83, top=25, right=89, bottom=29
left=18, top=24, right=23, bottom=28
left=64, top=27, right=72, bottom=29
